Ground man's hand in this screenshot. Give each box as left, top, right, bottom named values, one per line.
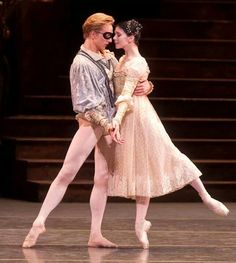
left=133, top=80, right=154, bottom=96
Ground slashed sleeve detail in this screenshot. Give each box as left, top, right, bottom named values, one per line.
left=70, top=54, right=114, bottom=131
left=70, top=59, right=104, bottom=113
left=75, top=106, right=112, bottom=133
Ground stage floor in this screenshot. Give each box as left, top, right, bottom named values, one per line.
left=0, top=198, right=235, bottom=262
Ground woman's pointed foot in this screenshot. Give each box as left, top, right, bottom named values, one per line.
left=202, top=196, right=229, bottom=217
left=22, top=225, right=46, bottom=248
left=135, top=220, right=152, bottom=249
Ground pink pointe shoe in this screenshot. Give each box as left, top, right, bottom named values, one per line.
left=202, top=196, right=229, bottom=217
left=135, top=220, right=152, bottom=249
left=22, top=225, right=46, bottom=248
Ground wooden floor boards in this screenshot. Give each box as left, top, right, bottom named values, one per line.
left=0, top=198, right=235, bottom=262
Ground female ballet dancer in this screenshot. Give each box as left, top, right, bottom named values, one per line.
left=108, top=19, right=229, bottom=249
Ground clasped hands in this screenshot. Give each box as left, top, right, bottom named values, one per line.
left=108, top=119, right=124, bottom=144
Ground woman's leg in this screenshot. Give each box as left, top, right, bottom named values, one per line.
left=135, top=196, right=151, bottom=249
left=22, top=122, right=103, bottom=248
left=190, top=178, right=229, bottom=216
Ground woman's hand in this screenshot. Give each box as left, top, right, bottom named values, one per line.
left=109, top=119, right=124, bottom=144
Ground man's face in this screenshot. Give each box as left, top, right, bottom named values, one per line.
left=94, top=24, right=114, bottom=50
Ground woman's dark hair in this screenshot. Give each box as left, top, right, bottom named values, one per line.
left=116, top=19, right=143, bottom=45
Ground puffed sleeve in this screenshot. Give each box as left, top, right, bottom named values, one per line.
left=70, top=55, right=113, bottom=133
left=70, top=57, right=105, bottom=113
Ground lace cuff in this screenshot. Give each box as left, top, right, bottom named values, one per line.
left=76, top=110, right=112, bottom=133
left=113, top=102, right=128, bottom=125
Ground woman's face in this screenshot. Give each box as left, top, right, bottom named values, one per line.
left=113, top=26, right=130, bottom=49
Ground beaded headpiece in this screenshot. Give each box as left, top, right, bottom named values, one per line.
left=123, top=19, right=143, bottom=36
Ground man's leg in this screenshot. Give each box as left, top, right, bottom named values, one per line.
left=88, top=135, right=117, bottom=247
left=22, top=122, right=103, bottom=248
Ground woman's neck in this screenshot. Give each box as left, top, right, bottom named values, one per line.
left=124, top=45, right=140, bottom=60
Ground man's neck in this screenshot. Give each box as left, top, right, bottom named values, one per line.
left=83, top=39, right=101, bottom=54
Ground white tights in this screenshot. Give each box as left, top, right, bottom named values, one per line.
left=32, top=120, right=111, bottom=238
left=135, top=177, right=225, bottom=224
left=135, top=196, right=150, bottom=225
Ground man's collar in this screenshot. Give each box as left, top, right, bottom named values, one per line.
left=80, top=45, right=112, bottom=61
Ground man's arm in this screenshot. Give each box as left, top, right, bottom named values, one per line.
left=71, top=58, right=113, bottom=133
left=133, top=80, right=154, bottom=96
left=75, top=109, right=112, bottom=134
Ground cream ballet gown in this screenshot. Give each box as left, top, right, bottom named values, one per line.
left=107, top=55, right=202, bottom=199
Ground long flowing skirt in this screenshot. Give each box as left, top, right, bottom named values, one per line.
left=107, top=96, right=202, bottom=199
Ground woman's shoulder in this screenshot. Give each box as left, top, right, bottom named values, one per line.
left=127, top=56, right=148, bottom=74
left=136, top=55, right=148, bottom=64
left=128, top=56, right=147, bottom=67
